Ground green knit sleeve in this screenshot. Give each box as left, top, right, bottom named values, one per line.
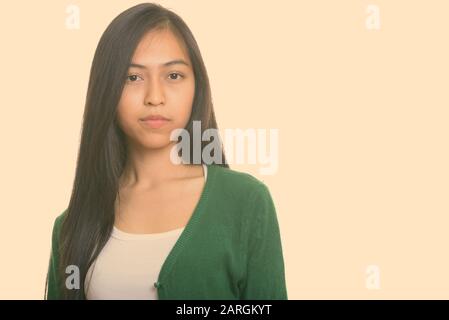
left=46, top=213, right=64, bottom=300
left=240, top=183, right=288, bottom=300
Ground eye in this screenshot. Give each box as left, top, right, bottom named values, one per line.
left=168, top=72, right=184, bottom=81
left=126, top=74, right=143, bottom=83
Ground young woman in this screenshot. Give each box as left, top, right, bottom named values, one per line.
left=45, top=2, right=287, bottom=300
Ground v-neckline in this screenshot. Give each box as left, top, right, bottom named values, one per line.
left=154, top=163, right=217, bottom=292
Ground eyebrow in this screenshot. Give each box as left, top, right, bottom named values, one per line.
left=129, top=59, right=190, bottom=69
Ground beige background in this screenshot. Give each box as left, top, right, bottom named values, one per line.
left=0, top=0, right=448, bottom=299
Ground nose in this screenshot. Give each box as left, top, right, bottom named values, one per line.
left=144, top=76, right=165, bottom=106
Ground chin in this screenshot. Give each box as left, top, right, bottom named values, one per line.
left=140, top=136, right=175, bottom=150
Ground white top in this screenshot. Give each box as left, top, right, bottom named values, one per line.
left=85, top=164, right=208, bottom=300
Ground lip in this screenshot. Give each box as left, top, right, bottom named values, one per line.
left=140, top=115, right=170, bottom=121
left=140, top=118, right=170, bottom=129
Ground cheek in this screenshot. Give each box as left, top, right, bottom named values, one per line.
left=119, top=87, right=142, bottom=110
left=116, top=90, right=142, bottom=130
left=169, top=82, right=195, bottom=126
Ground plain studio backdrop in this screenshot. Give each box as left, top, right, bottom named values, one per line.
left=0, top=0, right=448, bottom=299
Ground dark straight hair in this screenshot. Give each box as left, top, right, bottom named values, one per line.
left=45, top=2, right=228, bottom=299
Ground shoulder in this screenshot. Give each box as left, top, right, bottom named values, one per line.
left=210, top=164, right=267, bottom=190
left=52, top=209, right=68, bottom=239
left=208, top=164, right=272, bottom=205
left=209, top=165, right=280, bottom=242
left=55, top=209, right=68, bottom=226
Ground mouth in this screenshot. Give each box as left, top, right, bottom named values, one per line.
left=139, top=117, right=171, bottom=129
left=140, top=115, right=170, bottom=121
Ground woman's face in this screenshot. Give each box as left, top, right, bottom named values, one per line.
left=116, top=28, right=195, bottom=150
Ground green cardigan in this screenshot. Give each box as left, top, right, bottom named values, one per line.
left=46, top=164, right=288, bottom=300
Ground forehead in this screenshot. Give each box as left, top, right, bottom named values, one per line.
left=131, top=28, right=191, bottom=67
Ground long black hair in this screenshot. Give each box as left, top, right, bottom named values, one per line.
left=45, top=2, right=228, bottom=299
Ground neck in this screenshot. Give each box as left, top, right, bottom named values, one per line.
left=119, top=140, right=190, bottom=190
